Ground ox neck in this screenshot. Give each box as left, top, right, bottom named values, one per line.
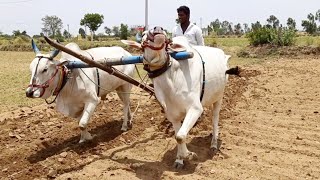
left=53, top=66, right=68, bottom=96
left=144, top=53, right=172, bottom=79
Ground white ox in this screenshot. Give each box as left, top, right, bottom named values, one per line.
left=122, top=27, right=237, bottom=168
left=26, top=40, right=135, bottom=143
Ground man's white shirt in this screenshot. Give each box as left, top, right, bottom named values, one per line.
left=172, top=23, right=204, bottom=46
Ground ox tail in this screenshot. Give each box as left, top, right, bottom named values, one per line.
left=226, top=66, right=240, bottom=76
left=224, top=54, right=241, bottom=77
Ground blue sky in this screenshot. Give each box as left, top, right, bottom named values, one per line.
left=0, top=0, right=319, bottom=36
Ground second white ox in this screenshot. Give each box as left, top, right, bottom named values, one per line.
left=122, top=27, right=235, bottom=168
left=26, top=40, right=135, bottom=143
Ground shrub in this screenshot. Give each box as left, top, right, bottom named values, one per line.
left=247, top=27, right=296, bottom=46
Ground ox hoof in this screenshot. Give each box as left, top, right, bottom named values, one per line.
left=79, top=133, right=95, bottom=143
left=210, top=138, right=222, bottom=150
left=173, top=159, right=184, bottom=169
left=121, top=126, right=128, bottom=132
left=121, top=121, right=132, bottom=132
left=186, top=151, right=198, bottom=161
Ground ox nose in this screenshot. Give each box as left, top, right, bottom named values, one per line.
left=26, top=88, right=34, bottom=98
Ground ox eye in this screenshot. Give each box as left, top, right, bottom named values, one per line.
left=42, top=68, right=48, bottom=73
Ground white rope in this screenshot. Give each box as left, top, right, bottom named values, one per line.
left=130, top=73, right=150, bottom=121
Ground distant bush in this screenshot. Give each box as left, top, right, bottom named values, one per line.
left=247, top=27, right=296, bottom=46
left=13, top=36, right=30, bottom=44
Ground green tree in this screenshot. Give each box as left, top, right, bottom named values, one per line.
left=315, top=9, right=320, bottom=31
left=63, top=29, right=71, bottom=39
left=78, top=28, right=86, bottom=38
left=316, top=9, right=320, bottom=22
left=227, top=23, right=234, bottom=35
left=211, top=19, right=221, bottom=31
left=302, top=13, right=317, bottom=34
left=207, top=19, right=221, bottom=35
left=221, top=20, right=230, bottom=35
left=234, top=23, right=243, bottom=35
left=112, top=26, right=120, bottom=37
left=80, top=13, right=104, bottom=41
left=12, top=30, right=21, bottom=36
left=104, top=26, right=112, bottom=36
left=267, top=15, right=280, bottom=29
left=55, top=29, right=64, bottom=42
left=287, top=18, right=296, bottom=30
left=41, top=15, right=63, bottom=38
left=251, top=21, right=262, bottom=31
left=243, top=23, right=250, bottom=33
left=120, top=23, right=129, bottom=40
left=21, top=30, right=27, bottom=36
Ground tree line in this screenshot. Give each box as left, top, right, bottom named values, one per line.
left=1, top=10, right=320, bottom=45
left=207, top=10, right=320, bottom=36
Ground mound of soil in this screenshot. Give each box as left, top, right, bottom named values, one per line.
left=238, top=45, right=320, bottom=58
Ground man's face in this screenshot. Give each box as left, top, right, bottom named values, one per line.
left=178, top=11, right=188, bottom=24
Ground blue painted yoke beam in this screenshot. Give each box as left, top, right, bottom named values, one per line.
left=65, top=51, right=194, bottom=69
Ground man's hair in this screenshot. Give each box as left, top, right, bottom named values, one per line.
left=177, top=6, right=190, bottom=17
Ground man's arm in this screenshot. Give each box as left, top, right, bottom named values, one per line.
left=195, top=27, right=205, bottom=46
left=172, top=26, right=177, bottom=38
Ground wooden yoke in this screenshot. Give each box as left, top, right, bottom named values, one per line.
left=44, top=36, right=154, bottom=95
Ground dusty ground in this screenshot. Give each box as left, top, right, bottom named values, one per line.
left=0, top=57, right=319, bottom=180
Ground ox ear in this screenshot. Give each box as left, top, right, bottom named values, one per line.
left=56, top=60, right=68, bottom=67
left=168, top=43, right=187, bottom=52
left=121, top=40, right=142, bottom=50
left=31, top=39, right=41, bottom=55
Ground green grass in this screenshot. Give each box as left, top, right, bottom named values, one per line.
left=295, top=36, right=320, bottom=46
left=0, top=51, right=42, bottom=113
left=216, top=37, right=250, bottom=47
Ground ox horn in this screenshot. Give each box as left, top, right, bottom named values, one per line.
left=147, top=30, right=154, bottom=42
left=31, top=39, right=40, bottom=55
left=49, top=40, right=60, bottom=59
left=135, top=32, right=142, bottom=43
left=49, top=49, right=60, bottom=59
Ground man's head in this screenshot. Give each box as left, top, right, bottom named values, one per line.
left=177, top=6, right=190, bottom=24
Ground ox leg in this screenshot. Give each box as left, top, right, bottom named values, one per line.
left=116, top=84, right=132, bottom=131
left=78, top=101, right=98, bottom=143
left=211, top=98, right=223, bottom=150
left=175, top=105, right=203, bottom=163
left=171, top=120, right=185, bottom=169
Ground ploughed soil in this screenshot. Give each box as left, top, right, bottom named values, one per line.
left=0, top=57, right=319, bottom=180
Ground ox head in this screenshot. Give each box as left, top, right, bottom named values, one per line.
left=121, top=26, right=187, bottom=66
left=26, top=39, right=61, bottom=99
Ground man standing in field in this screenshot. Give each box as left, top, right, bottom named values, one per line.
left=172, top=5, right=204, bottom=46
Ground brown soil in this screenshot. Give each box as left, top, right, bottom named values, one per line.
left=0, top=58, right=319, bottom=180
